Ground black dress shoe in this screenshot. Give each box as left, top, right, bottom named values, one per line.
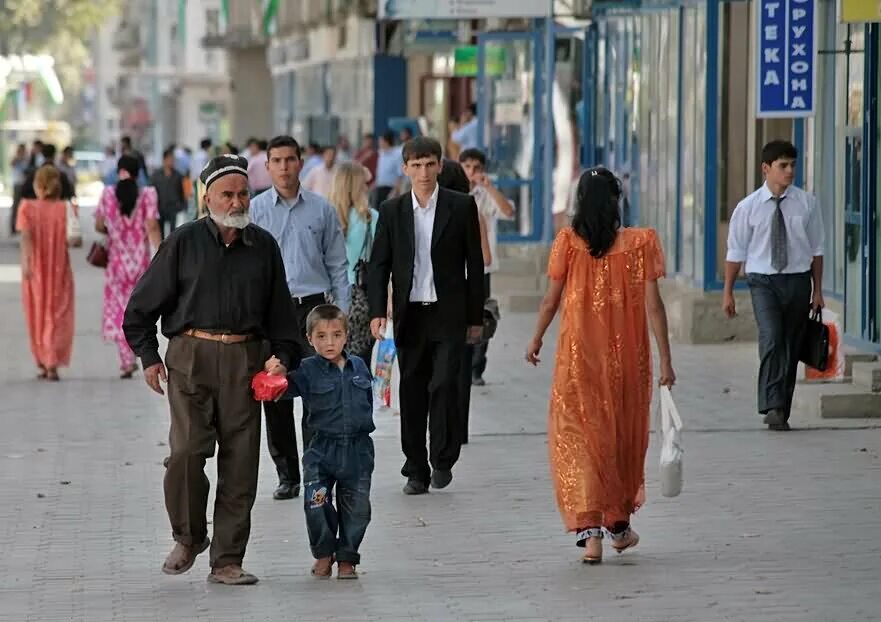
left=472, top=376, right=486, bottom=387
left=273, top=483, right=300, bottom=500
left=763, top=409, right=785, bottom=426
left=769, top=421, right=792, bottom=431
left=430, top=469, right=453, bottom=489
left=402, top=479, right=429, bottom=495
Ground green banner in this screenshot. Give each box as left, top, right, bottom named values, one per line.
left=454, top=46, right=507, bottom=77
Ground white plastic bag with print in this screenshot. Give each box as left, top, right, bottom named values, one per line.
left=658, top=386, right=684, bottom=498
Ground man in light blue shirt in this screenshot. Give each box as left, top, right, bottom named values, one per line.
left=451, top=104, right=479, bottom=152
left=372, top=130, right=404, bottom=208
left=249, top=135, right=350, bottom=502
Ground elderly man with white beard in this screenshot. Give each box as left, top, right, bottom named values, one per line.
left=123, top=154, right=301, bottom=586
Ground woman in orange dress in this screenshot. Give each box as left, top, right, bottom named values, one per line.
left=526, top=167, right=675, bottom=564
left=17, top=165, right=75, bottom=381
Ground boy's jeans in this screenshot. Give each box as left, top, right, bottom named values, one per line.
left=303, top=434, right=374, bottom=565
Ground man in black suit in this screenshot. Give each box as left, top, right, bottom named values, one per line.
left=368, top=136, right=484, bottom=495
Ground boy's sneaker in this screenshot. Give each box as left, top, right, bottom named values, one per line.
left=337, top=561, right=358, bottom=580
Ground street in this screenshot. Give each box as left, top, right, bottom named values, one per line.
left=0, top=224, right=880, bottom=622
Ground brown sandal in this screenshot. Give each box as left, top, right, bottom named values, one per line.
left=337, top=561, right=359, bottom=580
left=36, top=365, right=48, bottom=379
left=161, top=537, right=210, bottom=575
left=609, top=528, right=640, bottom=554
left=577, top=528, right=604, bottom=564
left=45, top=368, right=59, bottom=381
left=311, top=556, right=334, bottom=579
left=207, top=564, right=259, bottom=585
left=120, top=364, right=138, bottom=379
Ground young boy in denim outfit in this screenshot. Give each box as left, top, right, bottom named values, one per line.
left=265, top=304, right=374, bottom=579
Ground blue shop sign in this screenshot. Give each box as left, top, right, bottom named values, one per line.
left=756, top=0, right=817, bottom=118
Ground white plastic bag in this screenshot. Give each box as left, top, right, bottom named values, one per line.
left=658, top=386, right=684, bottom=498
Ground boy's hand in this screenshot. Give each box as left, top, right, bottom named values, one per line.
left=264, top=356, right=286, bottom=376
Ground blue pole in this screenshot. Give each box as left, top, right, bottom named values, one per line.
left=793, top=119, right=805, bottom=188
left=703, top=0, right=720, bottom=291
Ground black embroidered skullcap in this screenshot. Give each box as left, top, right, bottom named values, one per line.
left=199, top=154, right=249, bottom=189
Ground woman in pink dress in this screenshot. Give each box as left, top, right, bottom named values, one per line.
left=95, top=155, right=161, bottom=378
left=17, top=166, right=75, bottom=381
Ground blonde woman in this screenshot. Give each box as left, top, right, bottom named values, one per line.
left=329, top=162, right=379, bottom=362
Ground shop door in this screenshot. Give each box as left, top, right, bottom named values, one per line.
left=477, top=31, right=543, bottom=242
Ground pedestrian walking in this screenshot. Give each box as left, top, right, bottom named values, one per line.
left=250, top=135, right=350, bottom=501
left=9, top=143, right=28, bottom=236
left=436, top=159, right=492, bottom=445
left=328, top=162, right=378, bottom=363
left=20, top=144, right=75, bottom=201
left=16, top=165, right=75, bottom=381
left=458, top=148, right=516, bottom=386
left=149, top=147, right=187, bottom=239
left=723, top=140, right=824, bottom=431
left=122, top=154, right=300, bottom=586
left=302, top=146, right=338, bottom=198
left=96, top=155, right=162, bottom=378
left=368, top=136, right=484, bottom=495
left=372, top=131, right=403, bottom=208
left=246, top=139, right=272, bottom=196
left=525, top=167, right=675, bottom=564
left=266, top=305, right=374, bottom=580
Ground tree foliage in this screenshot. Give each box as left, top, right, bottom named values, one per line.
left=0, top=0, right=121, bottom=108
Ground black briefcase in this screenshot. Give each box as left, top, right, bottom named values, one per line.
left=799, top=308, right=830, bottom=372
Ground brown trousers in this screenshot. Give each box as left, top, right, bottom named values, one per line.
left=164, top=334, right=266, bottom=568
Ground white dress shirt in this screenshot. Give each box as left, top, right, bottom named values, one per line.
left=410, top=185, right=439, bottom=302
left=726, top=183, right=824, bottom=275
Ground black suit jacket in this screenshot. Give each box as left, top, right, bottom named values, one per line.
left=368, top=187, right=484, bottom=343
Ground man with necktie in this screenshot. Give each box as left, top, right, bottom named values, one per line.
left=723, top=140, right=825, bottom=431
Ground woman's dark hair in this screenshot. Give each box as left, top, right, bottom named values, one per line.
left=572, top=167, right=622, bottom=258
left=116, top=154, right=141, bottom=217
left=437, top=159, right=470, bottom=194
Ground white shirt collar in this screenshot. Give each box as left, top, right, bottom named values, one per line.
left=759, top=181, right=791, bottom=202
left=411, top=184, right=439, bottom=212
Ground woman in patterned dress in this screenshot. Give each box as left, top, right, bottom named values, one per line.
left=17, top=166, right=75, bottom=381
left=95, top=155, right=161, bottom=378
left=526, top=167, right=676, bottom=564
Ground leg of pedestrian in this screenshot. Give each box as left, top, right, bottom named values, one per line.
left=303, top=439, right=338, bottom=579
left=263, top=398, right=301, bottom=499
left=748, top=275, right=789, bottom=429
left=397, top=339, right=432, bottom=494
left=428, top=339, right=464, bottom=489
left=780, top=273, right=812, bottom=424
left=335, top=436, right=374, bottom=579
left=162, top=337, right=216, bottom=576
left=206, top=340, right=262, bottom=586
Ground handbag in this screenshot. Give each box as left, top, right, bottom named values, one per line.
left=799, top=308, right=830, bottom=372
left=352, top=222, right=373, bottom=290
left=66, top=201, right=83, bottom=247
left=347, top=223, right=375, bottom=356
left=658, top=386, right=684, bottom=498
left=86, top=240, right=108, bottom=268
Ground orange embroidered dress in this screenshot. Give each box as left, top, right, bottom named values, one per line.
left=16, top=199, right=75, bottom=369
left=546, top=227, right=666, bottom=531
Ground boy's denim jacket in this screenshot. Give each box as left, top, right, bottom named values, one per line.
left=284, top=354, right=375, bottom=436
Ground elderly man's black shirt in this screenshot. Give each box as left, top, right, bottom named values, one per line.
left=123, top=217, right=300, bottom=370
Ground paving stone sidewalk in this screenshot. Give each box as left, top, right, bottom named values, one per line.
left=0, top=228, right=879, bottom=622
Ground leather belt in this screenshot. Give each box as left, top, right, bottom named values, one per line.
left=184, top=329, right=255, bottom=344
left=292, top=293, right=327, bottom=306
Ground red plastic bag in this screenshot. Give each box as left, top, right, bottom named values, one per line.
left=804, top=309, right=844, bottom=381
left=251, top=371, right=289, bottom=402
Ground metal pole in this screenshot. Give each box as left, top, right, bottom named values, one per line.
left=542, top=7, right=555, bottom=244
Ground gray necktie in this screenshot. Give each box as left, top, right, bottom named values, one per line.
left=770, top=196, right=787, bottom=272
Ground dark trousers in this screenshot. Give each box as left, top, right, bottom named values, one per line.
left=471, top=274, right=492, bottom=379
left=397, top=304, right=465, bottom=485
left=264, top=293, right=324, bottom=486
left=164, top=335, right=265, bottom=568
left=747, top=272, right=812, bottom=420
left=303, top=434, right=374, bottom=564
left=158, top=213, right=178, bottom=240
